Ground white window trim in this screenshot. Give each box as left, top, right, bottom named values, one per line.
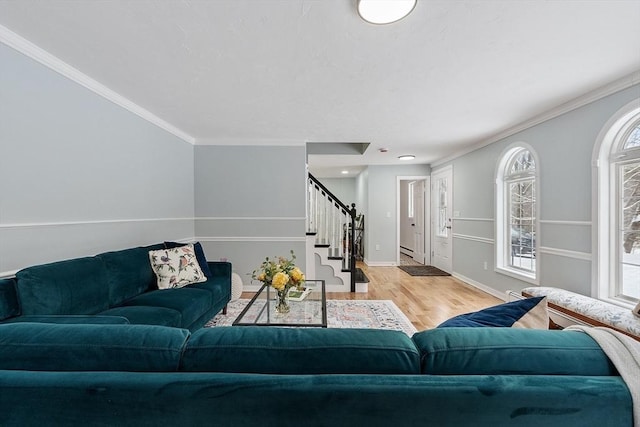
left=495, top=142, right=539, bottom=285
left=593, top=98, right=640, bottom=308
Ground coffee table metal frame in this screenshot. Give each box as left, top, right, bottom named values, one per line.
left=232, top=279, right=327, bottom=327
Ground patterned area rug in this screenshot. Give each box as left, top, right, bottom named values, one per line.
left=398, top=265, right=451, bottom=276
left=205, top=299, right=417, bottom=336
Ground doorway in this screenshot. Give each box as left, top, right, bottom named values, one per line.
left=397, top=176, right=430, bottom=266
left=431, top=166, right=453, bottom=273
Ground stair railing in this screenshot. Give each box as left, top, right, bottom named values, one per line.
left=307, top=173, right=357, bottom=292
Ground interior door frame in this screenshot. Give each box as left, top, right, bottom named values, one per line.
left=431, top=165, right=454, bottom=273
left=396, top=176, right=431, bottom=266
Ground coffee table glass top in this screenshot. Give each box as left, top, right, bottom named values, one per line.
left=233, top=279, right=327, bottom=327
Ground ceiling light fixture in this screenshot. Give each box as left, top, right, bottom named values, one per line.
left=357, top=0, right=417, bottom=25
left=398, top=155, right=415, bottom=161
left=341, top=170, right=349, bottom=174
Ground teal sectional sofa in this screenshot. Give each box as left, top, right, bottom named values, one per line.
left=0, top=243, right=231, bottom=331
left=0, top=324, right=632, bottom=426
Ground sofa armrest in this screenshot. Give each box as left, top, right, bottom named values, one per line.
left=206, top=261, right=232, bottom=279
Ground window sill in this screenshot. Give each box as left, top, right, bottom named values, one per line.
left=495, top=266, right=538, bottom=285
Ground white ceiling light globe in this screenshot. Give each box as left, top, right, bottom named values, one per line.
left=357, top=0, right=417, bottom=25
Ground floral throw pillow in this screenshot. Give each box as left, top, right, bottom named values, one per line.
left=149, top=244, right=207, bottom=289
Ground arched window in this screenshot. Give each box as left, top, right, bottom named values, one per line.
left=496, top=144, right=538, bottom=283
left=599, top=108, right=640, bottom=304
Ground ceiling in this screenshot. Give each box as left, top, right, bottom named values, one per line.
left=0, top=0, right=639, bottom=177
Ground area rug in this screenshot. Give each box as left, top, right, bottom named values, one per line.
left=205, top=299, right=417, bottom=336
left=398, top=265, right=451, bottom=276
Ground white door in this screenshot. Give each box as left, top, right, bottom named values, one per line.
left=412, top=180, right=426, bottom=264
left=431, top=167, right=453, bottom=272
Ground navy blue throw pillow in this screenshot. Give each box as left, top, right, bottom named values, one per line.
left=437, top=296, right=548, bottom=329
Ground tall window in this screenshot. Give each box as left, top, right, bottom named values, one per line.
left=496, top=145, right=538, bottom=282
left=611, top=118, right=640, bottom=302
left=407, top=181, right=415, bottom=218
left=595, top=100, right=640, bottom=306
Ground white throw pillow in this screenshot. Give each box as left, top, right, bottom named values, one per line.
left=149, top=244, right=207, bottom=289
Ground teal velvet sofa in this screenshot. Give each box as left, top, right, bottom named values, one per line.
left=0, top=243, right=231, bottom=331
left=0, top=323, right=632, bottom=426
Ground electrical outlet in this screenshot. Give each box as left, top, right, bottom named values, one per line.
left=375, top=244, right=381, bottom=251
left=483, top=261, right=488, bottom=270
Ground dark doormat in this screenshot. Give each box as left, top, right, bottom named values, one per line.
left=398, top=265, right=451, bottom=276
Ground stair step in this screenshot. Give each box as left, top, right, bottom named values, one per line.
left=315, top=244, right=330, bottom=248
left=328, top=256, right=343, bottom=260
left=354, top=267, right=369, bottom=283
left=306, top=232, right=317, bottom=236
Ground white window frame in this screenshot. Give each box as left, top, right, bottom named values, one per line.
left=594, top=99, right=640, bottom=307
left=495, top=143, right=539, bottom=284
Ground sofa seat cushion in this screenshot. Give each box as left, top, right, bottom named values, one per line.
left=16, top=257, right=109, bottom=315
left=99, top=306, right=182, bottom=327
left=0, top=323, right=189, bottom=372
left=181, top=327, right=421, bottom=374
left=413, top=328, right=617, bottom=376
left=97, top=244, right=163, bottom=307
left=3, top=315, right=130, bottom=325
left=187, top=278, right=228, bottom=303
left=123, top=288, right=212, bottom=328
left=0, top=279, right=20, bottom=321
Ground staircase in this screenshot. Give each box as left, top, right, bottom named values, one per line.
left=306, top=174, right=368, bottom=293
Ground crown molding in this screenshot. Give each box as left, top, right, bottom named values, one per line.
left=195, top=138, right=306, bottom=146
left=0, top=24, right=195, bottom=145
left=432, top=70, right=640, bottom=167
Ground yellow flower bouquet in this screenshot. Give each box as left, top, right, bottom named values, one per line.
left=252, top=251, right=305, bottom=313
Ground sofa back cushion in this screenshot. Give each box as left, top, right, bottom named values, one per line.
left=97, top=244, right=164, bottom=307
left=0, top=323, right=189, bottom=371
left=181, top=327, right=420, bottom=374
left=0, top=279, right=20, bottom=321
left=16, top=257, right=110, bottom=315
left=413, top=327, right=617, bottom=376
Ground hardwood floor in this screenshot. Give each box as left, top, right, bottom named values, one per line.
left=327, top=263, right=502, bottom=331
left=242, top=263, right=502, bottom=332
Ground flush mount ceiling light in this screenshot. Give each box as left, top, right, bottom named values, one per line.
left=357, top=0, right=417, bottom=25
left=398, top=155, right=416, bottom=161
left=341, top=170, right=349, bottom=174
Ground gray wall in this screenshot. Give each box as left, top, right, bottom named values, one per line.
left=435, top=83, right=640, bottom=298
left=318, top=177, right=357, bottom=207
left=194, top=145, right=307, bottom=290
left=0, top=43, right=194, bottom=274
left=363, top=164, right=431, bottom=264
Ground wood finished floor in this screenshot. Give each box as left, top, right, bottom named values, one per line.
left=243, top=262, right=502, bottom=331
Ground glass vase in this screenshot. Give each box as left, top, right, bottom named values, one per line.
left=275, top=289, right=290, bottom=314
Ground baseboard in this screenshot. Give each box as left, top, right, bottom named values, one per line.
left=451, top=272, right=506, bottom=301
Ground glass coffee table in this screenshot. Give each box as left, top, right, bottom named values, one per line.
left=233, top=279, right=327, bottom=327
